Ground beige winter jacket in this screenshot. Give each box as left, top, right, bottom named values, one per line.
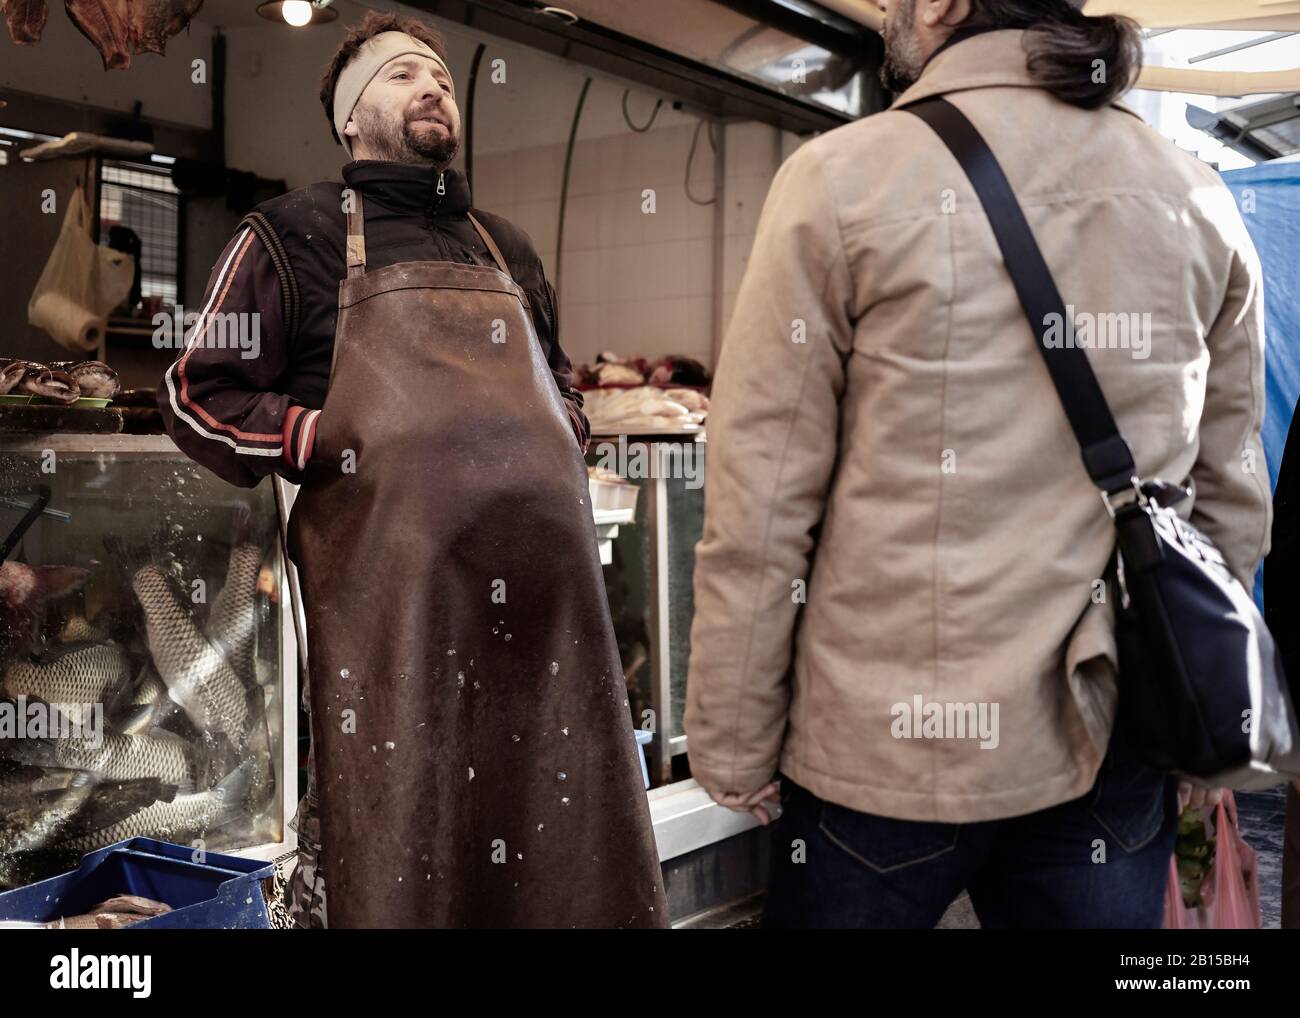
left=685, top=29, right=1271, bottom=823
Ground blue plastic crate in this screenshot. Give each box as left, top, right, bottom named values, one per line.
left=0, top=838, right=276, bottom=929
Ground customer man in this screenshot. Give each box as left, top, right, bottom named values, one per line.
left=157, top=11, right=667, bottom=929
left=686, top=0, right=1270, bottom=928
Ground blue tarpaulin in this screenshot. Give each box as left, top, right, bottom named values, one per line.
left=1221, top=161, right=1300, bottom=602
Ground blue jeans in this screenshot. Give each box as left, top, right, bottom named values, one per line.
left=763, top=735, right=1178, bottom=929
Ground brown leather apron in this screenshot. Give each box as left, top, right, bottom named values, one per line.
left=285, top=190, right=667, bottom=928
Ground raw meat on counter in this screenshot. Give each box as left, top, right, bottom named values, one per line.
left=576, top=352, right=711, bottom=389
left=581, top=385, right=709, bottom=434
left=590, top=361, right=643, bottom=386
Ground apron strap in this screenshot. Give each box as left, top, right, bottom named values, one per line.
left=467, top=212, right=513, bottom=280
left=345, top=187, right=366, bottom=278
left=344, top=190, right=514, bottom=283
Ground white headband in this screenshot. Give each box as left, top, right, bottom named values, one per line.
left=333, top=30, right=455, bottom=157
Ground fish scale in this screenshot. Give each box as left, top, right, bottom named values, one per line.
left=46, top=734, right=193, bottom=790
left=128, top=663, right=166, bottom=707
left=60, top=763, right=250, bottom=854
left=206, top=540, right=262, bottom=685
left=130, top=563, right=249, bottom=746
left=1, top=642, right=133, bottom=723
left=59, top=614, right=108, bottom=643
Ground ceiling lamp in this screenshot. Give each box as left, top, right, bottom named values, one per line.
left=256, top=0, right=338, bottom=27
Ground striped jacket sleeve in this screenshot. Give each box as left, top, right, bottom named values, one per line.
left=156, top=225, right=319, bottom=488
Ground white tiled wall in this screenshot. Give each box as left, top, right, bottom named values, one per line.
left=719, top=122, right=790, bottom=351
left=473, top=117, right=804, bottom=371
left=474, top=121, right=725, bottom=368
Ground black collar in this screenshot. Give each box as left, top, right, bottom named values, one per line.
left=341, top=161, right=472, bottom=216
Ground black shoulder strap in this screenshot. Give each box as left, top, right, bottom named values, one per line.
left=904, top=96, right=1137, bottom=496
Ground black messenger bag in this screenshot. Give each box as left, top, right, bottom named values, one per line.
left=905, top=96, right=1300, bottom=788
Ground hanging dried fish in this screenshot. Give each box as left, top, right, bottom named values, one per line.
left=64, top=0, right=205, bottom=71
left=136, top=0, right=203, bottom=56
left=2, top=0, right=49, bottom=45
left=65, top=0, right=132, bottom=69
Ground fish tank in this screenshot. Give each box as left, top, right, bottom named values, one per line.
left=0, top=434, right=297, bottom=891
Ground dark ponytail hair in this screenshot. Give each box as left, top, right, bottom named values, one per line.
left=963, top=1, right=1144, bottom=109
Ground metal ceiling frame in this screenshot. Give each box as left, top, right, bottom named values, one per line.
left=1188, top=31, right=1296, bottom=65
left=401, top=0, right=887, bottom=133
left=1185, top=93, right=1300, bottom=160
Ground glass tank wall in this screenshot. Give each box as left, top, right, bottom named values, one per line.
left=0, top=435, right=289, bottom=890
left=588, top=437, right=705, bottom=787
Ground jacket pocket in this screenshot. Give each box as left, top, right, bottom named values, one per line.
left=1063, top=596, right=1120, bottom=762
left=818, top=801, right=959, bottom=873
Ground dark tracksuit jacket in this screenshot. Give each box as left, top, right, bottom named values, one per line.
left=156, top=161, right=588, bottom=487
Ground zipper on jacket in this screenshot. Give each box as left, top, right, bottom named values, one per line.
left=427, top=169, right=447, bottom=225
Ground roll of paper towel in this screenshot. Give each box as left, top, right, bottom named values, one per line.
left=29, top=292, right=106, bottom=353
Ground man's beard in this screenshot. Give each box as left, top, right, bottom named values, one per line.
left=880, top=0, right=926, bottom=94
left=350, top=101, right=460, bottom=165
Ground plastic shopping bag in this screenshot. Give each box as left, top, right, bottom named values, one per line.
left=1164, top=854, right=1200, bottom=929
left=27, top=182, right=134, bottom=353
left=1164, top=791, right=1261, bottom=929
left=1205, top=792, right=1261, bottom=928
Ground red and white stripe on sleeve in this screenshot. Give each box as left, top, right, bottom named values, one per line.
left=156, top=227, right=305, bottom=488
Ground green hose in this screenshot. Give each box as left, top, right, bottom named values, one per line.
left=556, top=77, right=592, bottom=300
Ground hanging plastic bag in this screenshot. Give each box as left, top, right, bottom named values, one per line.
left=94, top=240, right=135, bottom=317
left=27, top=182, right=134, bottom=353
left=1164, top=791, right=1261, bottom=928
left=1204, top=792, right=1261, bottom=928
left=1164, top=854, right=1201, bottom=929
